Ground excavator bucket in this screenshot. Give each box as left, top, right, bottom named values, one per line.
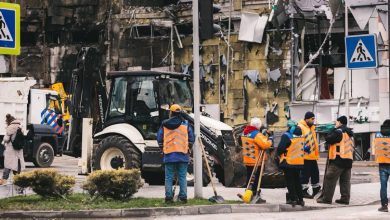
left=223, top=145, right=247, bottom=187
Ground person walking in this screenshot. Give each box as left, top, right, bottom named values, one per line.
left=157, top=104, right=195, bottom=204
left=0, top=114, right=26, bottom=186
left=241, top=117, right=272, bottom=203
left=373, top=119, right=390, bottom=212
left=278, top=120, right=305, bottom=206
left=317, top=116, right=353, bottom=205
left=298, top=111, right=321, bottom=198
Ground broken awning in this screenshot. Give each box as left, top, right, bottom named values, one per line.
left=238, top=12, right=268, bottom=44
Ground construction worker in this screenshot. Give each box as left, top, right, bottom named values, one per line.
left=241, top=117, right=272, bottom=203
left=317, top=116, right=353, bottom=205
left=298, top=111, right=321, bottom=198
left=278, top=120, right=305, bottom=206
left=157, top=104, right=195, bottom=204
left=373, top=120, right=390, bottom=212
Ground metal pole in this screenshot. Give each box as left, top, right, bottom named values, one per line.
left=388, top=0, right=390, bottom=118
left=345, top=3, right=350, bottom=123
left=225, top=0, right=232, bottom=105
left=171, top=24, right=175, bottom=71
left=193, top=0, right=203, bottom=198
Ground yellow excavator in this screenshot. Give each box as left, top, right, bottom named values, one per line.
left=50, top=82, right=71, bottom=126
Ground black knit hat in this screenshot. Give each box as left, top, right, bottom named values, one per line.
left=337, top=115, right=348, bottom=125
left=304, top=111, right=315, bottom=120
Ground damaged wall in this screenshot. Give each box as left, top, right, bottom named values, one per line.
left=7, top=0, right=106, bottom=91
left=5, top=0, right=293, bottom=130
left=108, top=0, right=292, bottom=129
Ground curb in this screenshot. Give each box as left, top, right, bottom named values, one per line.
left=0, top=204, right=328, bottom=218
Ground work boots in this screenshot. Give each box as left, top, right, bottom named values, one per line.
left=302, top=188, right=312, bottom=199
left=312, top=186, right=321, bottom=198
left=378, top=204, right=388, bottom=212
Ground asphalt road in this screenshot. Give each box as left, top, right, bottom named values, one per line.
left=29, top=155, right=380, bottom=185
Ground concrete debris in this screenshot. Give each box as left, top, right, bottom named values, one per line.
left=220, top=55, right=227, bottom=67
left=238, top=12, right=268, bottom=44
left=243, top=70, right=261, bottom=86
left=270, top=47, right=283, bottom=56
left=181, top=64, right=190, bottom=75
left=267, top=68, right=281, bottom=82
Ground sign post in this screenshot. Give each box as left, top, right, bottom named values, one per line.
left=345, top=34, right=378, bottom=69
left=0, top=2, right=20, bottom=55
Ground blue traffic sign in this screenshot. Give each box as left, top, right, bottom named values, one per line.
left=0, top=2, right=20, bottom=55
left=345, top=34, right=377, bottom=69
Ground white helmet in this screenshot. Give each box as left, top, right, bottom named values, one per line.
left=250, top=117, right=262, bottom=130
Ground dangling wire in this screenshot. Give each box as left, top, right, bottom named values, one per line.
left=337, top=80, right=346, bottom=118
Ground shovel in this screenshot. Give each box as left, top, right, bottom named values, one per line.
left=237, top=150, right=264, bottom=203
left=250, top=149, right=266, bottom=204
left=172, top=176, right=178, bottom=201
left=199, top=137, right=225, bottom=203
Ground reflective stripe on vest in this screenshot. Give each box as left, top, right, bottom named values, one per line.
left=163, top=124, right=189, bottom=154
left=280, top=136, right=305, bottom=165
left=299, top=121, right=319, bottom=160
left=241, top=136, right=260, bottom=166
left=374, top=136, right=390, bottom=164
left=329, top=132, right=353, bottom=160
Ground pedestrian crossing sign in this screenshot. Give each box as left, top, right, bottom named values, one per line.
left=345, top=34, right=377, bottom=69
left=0, top=2, right=20, bottom=55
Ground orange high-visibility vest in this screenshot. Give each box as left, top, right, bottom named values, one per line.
left=280, top=134, right=305, bottom=165
left=329, top=132, right=353, bottom=160
left=298, top=120, right=319, bottom=160
left=374, top=134, right=390, bottom=164
left=163, top=123, right=189, bottom=154
left=241, top=131, right=272, bottom=166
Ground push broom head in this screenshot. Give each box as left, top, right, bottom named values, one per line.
left=242, top=189, right=253, bottom=203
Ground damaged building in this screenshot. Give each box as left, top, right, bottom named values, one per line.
left=1, top=0, right=389, bottom=159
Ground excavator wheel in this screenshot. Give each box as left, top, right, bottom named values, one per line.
left=187, top=154, right=212, bottom=187
left=92, top=135, right=141, bottom=170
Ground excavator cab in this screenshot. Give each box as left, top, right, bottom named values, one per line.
left=105, top=72, right=193, bottom=140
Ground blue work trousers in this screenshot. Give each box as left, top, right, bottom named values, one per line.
left=165, top=162, right=188, bottom=200
left=379, top=164, right=390, bottom=206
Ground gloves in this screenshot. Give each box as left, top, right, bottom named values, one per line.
left=304, top=145, right=311, bottom=153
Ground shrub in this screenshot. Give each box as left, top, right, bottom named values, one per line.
left=82, top=169, right=143, bottom=200
left=13, top=169, right=75, bottom=198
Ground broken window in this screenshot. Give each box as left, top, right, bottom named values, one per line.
left=124, top=0, right=178, bottom=7
left=21, top=32, right=37, bottom=46
left=45, top=31, right=63, bottom=44
left=72, top=30, right=100, bottom=44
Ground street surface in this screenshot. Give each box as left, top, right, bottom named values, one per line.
left=153, top=204, right=389, bottom=220
left=0, top=155, right=387, bottom=219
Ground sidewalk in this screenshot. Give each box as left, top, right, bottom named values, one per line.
left=0, top=176, right=381, bottom=207
left=0, top=180, right=382, bottom=218
left=134, top=182, right=381, bottom=207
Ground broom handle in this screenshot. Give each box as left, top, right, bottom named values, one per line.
left=198, top=137, right=218, bottom=196
left=246, top=150, right=263, bottom=190
left=256, top=149, right=266, bottom=193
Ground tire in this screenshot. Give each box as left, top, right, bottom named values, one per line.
left=33, top=142, right=55, bottom=168
left=92, top=135, right=141, bottom=170
left=187, top=155, right=211, bottom=187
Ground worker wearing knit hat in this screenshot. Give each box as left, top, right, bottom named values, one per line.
left=298, top=111, right=320, bottom=198
left=304, top=111, right=315, bottom=120
left=318, top=115, right=353, bottom=205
